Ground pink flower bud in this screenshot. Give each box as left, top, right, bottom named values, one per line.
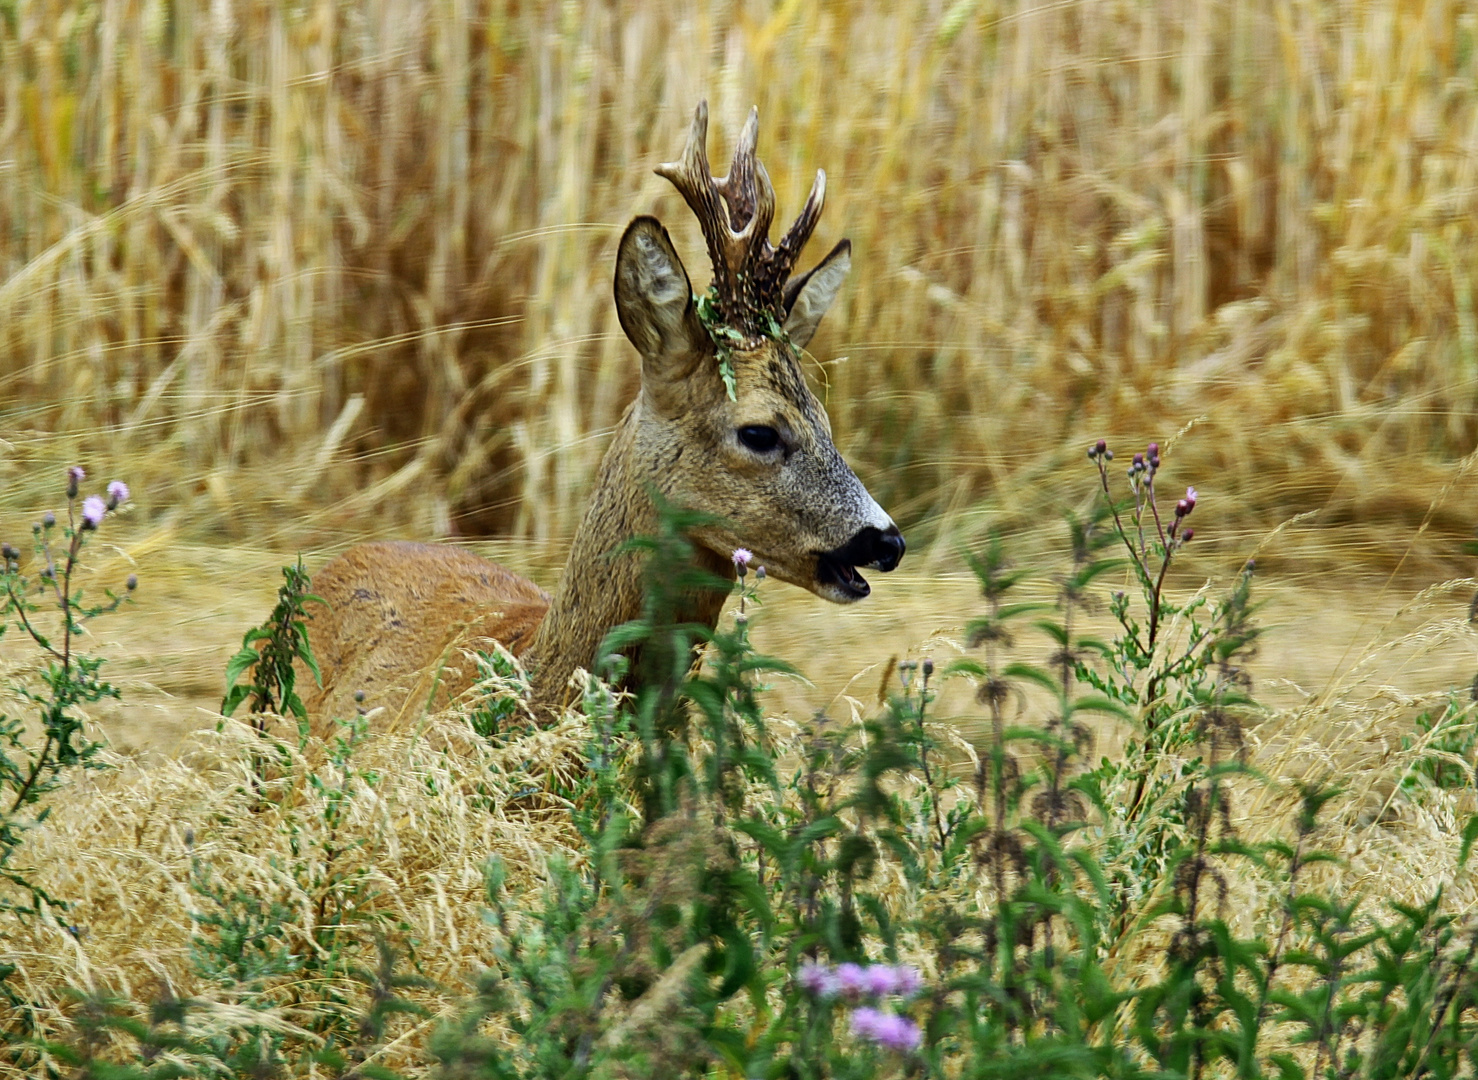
left=1182, top=527, right=1194, bottom=543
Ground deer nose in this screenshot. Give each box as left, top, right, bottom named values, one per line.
left=860, top=525, right=906, bottom=572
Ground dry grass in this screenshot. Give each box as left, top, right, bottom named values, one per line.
left=2, top=0, right=1476, bottom=556
left=3, top=573, right=1473, bottom=1074
left=4, top=712, right=593, bottom=1075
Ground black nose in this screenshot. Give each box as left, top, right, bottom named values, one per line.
left=847, top=524, right=905, bottom=573
left=873, top=525, right=906, bottom=572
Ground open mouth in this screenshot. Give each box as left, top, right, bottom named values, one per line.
left=815, top=552, right=871, bottom=600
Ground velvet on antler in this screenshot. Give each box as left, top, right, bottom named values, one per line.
left=656, top=100, right=827, bottom=341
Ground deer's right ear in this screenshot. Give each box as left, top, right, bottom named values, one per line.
left=614, top=217, right=708, bottom=379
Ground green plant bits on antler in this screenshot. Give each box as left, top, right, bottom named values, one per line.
left=696, top=286, right=744, bottom=401
left=695, top=286, right=799, bottom=402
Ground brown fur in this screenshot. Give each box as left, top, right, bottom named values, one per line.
left=305, top=541, right=549, bottom=724
left=301, top=104, right=897, bottom=730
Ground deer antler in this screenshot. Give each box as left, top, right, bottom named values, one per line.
left=656, top=101, right=827, bottom=341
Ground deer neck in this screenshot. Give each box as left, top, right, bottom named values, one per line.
left=524, top=408, right=733, bottom=707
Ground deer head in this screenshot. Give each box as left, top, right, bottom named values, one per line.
left=611, top=101, right=904, bottom=603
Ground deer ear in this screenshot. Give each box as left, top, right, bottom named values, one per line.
left=615, top=217, right=708, bottom=377
left=781, top=239, right=851, bottom=349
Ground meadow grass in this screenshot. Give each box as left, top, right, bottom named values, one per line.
left=2, top=0, right=1476, bottom=559
left=0, top=468, right=1471, bottom=1077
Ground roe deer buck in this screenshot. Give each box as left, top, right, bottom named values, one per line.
left=303, top=102, right=905, bottom=725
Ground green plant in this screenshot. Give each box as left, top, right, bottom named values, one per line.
left=221, top=557, right=324, bottom=730
left=0, top=471, right=134, bottom=918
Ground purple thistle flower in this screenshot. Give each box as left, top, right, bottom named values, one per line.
left=872, top=1013, right=922, bottom=1053
left=731, top=548, right=752, bottom=573
left=849, top=1006, right=886, bottom=1039
left=66, top=465, right=84, bottom=498
left=80, top=496, right=106, bottom=529
left=835, top=962, right=869, bottom=999
left=798, top=961, right=839, bottom=999
left=894, top=965, right=924, bottom=998
left=864, top=964, right=901, bottom=998
left=850, top=1007, right=922, bottom=1053
left=106, top=480, right=130, bottom=509
left=1185, top=486, right=1198, bottom=510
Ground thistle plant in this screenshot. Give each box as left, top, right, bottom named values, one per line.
left=0, top=467, right=134, bottom=917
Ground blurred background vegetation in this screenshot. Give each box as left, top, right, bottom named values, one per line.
left=1, top=0, right=1476, bottom=572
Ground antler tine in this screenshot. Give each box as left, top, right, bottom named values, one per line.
left=655, top=100, right=721, bottom=241
left=713, top=107, right=776, bottom=244
left=771, top=169, right=826, bottom=286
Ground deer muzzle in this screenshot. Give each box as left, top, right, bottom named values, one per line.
left=815, top=525, right=906, bottom=601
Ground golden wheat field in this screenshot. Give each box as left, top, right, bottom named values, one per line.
left=2, top=0, right=1478, bottom=1070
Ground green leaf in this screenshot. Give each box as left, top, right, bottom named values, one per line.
left=1066, top=694, right=1133, bottom=721
left=221, top=684, right=252, bottom=717
left=718, top=354, right=737, bottom=401
left=222, top=647, right=261, bottom=692
left=1460, top=814, right=1478, bottom=869
left=1033, top=619, right=1069, bottom=645
left=1002, top=661, right=1058, bottom=694
left=996, top=601, right=1054, bottom=621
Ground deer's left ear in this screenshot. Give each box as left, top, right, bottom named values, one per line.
left=781, top=239, right=851, bottom=349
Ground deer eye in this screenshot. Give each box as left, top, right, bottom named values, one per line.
left=737, top=425, right=781, bottom=453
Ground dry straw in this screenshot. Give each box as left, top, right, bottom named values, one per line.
left=1, top=0, right=1475, bottom=557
